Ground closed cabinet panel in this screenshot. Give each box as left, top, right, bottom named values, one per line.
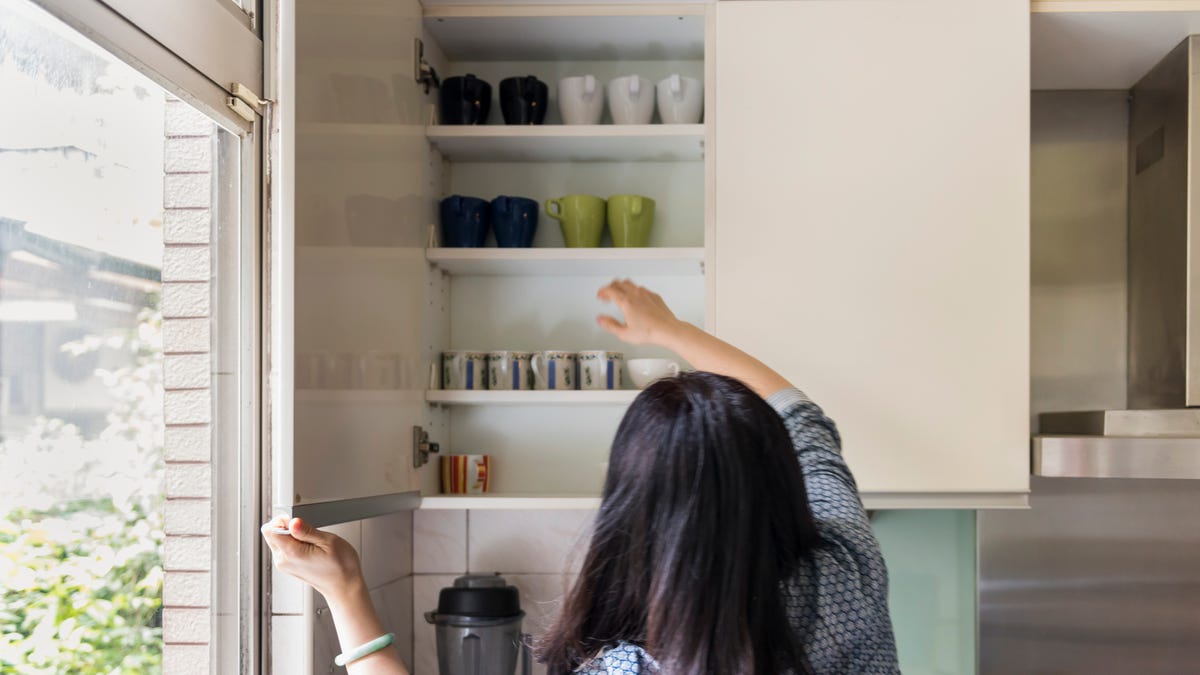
left=714, top=0, right=1029, bottom=498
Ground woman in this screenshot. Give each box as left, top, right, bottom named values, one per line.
left=263, top=280, right=899, bottom=674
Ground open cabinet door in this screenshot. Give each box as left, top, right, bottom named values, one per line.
left=267, top=0, right=441, bottom=526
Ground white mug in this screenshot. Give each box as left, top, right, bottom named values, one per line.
left=627, top=358, right=681, bottom=389
left=656, top=74, right=703, bottom=124
left=578, top=350, right=624, bottom=390
left=443, top=350, right=488, bottom=390
left=531, top=350, right=577, bottom=390
left=487, top=351, right=534, bottom=391
left=558, top=75, right=604, bottom=125
left=607, top=75, right=654, bottom=125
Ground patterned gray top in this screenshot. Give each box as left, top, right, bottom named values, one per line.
left=575, top=388, right=900, bottom=674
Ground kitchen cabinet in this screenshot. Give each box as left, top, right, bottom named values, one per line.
left=272, top=0, right=713, bottom=521
left=270, top=0, right=1035, bottom=519
left=714, top=0, right=1030, bottom=506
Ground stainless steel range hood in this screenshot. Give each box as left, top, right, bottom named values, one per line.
left=1038, top=36, right=1200, bottom=479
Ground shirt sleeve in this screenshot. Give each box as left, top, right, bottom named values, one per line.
left=764, top=388, right=870, bottom=530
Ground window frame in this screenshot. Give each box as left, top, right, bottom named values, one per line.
left=25, top=0, right=267, bottom=672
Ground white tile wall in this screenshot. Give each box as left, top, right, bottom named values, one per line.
left=161, top=94, right=215, bottom=672
left=372, top=577, right=415, bottom=668
left=163, top=209, right=212, bottom=244
left=165, top=463, right=212, bottom=498
left=468, top=510, right=594, bottom=575
left=162, top=245, right=212, bottom=282
left=164, top=571, right=210, bottom=608
left=163, top=644, right=210, bottom=675
left=164, top=389, right=212, bottom=425
left=163, top=318, right=211, bottom=354
left=414, top=510, right=467, bottom=574
left=164, top=353, right=211, bottom=389
left=162, top=281, right=212, bottom=318
left=164, top=173, right=212, bottom=209
left=164, top=137, right=214, bottom=173
left=164, top=536, right=211, bottom=572
left=362, top=511, right=413, bottom=589
left=164, top=499, right=211, bottom=535
left=163, top=607, right=211, bottom=643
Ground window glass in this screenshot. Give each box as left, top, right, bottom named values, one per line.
left=0, top=1, right=168, bottom=670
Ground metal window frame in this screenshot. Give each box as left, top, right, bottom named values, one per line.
left=27, top=0, right=267, bottom=672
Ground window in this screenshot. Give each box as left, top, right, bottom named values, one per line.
left=0, top=1, right=260, bottom=672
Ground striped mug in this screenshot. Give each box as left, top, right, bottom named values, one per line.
left=441, top=454, right=490, bottom=494
left=443, top=350, right=487, bottom=390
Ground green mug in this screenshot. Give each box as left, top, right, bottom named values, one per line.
left=545, top=195, right=606, bottom=247
left=607, top=194, right=656, bottom=247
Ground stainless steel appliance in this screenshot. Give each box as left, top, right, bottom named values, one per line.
left=980, top=36, right=1200, bottom=673
left=424, top=574, right=531, bottom=675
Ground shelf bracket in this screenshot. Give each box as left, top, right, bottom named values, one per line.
left=413, top=425, right=440, bottom=468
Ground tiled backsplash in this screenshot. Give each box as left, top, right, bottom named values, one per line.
left=299, top=508, right=975, bottom=675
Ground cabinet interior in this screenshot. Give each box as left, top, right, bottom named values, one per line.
left=292, top=1, right=712, bottom=507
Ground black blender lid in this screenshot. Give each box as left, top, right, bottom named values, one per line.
left=436, top=574, right=522, bottom=618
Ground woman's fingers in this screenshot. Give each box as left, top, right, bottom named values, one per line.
left=596, top=314, right=628, bottom=338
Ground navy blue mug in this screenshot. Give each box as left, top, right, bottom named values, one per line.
left=490, top=196, right=539, bottom=248
left=440, top=195, right=490, bottom=247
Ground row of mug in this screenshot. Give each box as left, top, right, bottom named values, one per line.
left=443, top=351, right=681, bottom=390
left=441, top=74, right=703, bottom=126
left=441, top=194, right=655, bottom=248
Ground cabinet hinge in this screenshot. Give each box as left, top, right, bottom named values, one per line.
left=414, top=38, right=440, bottom=95
left=226, top=82, right=272, bottom=122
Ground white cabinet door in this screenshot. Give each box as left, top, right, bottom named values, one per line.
left=714, top=0, right=1029, bottom=504
left=270, top=0, right=438, bottom=524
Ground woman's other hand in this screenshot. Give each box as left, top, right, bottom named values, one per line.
left=596, top=279, right=685, bottom=346
left=261, top=516, right=364, bottom=604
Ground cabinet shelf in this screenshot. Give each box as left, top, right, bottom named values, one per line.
left=427, top=125, right=704, bottom=162
left=300, top=124, right=706, bottom=162
left=426, top=390, right=639, bottom=405
left=419, top=494, right=602, bottom=510
left=426, top=247, right=704, bottom=276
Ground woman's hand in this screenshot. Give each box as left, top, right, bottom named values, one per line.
left=597, top=280, right=793, bottom=397
left=596, top=279, right=685, bottom=346
left=261, top=516, right=364, bottom=605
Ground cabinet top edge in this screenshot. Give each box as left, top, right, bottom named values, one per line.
left=1032, top=1, right=1200, bottom=14
left=423, top=2, right=710, bottom=19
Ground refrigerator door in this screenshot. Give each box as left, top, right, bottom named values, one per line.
left=979, top=476, right=1200, bottom=673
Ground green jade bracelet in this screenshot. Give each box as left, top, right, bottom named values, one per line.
left=334, top=632, right=395, bottom=667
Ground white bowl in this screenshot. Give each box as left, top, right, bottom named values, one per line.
left=627, top=358, right=680, bottom=389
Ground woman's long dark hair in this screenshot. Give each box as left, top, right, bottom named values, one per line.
left=539, top=371, right=820, bottom=674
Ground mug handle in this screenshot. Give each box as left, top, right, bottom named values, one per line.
left=631, top=196, right=642, bottom=216
left=583, top=74, right=596, bottom=98
left=629, top=76, right=640, bottom=97
left=494, top=196, right=508, bottom=215
left=670, top=73, right=683, bottom=99
left=544, top=199, right=564, bottom=222
left=530, top=353, right=543, bottom=383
